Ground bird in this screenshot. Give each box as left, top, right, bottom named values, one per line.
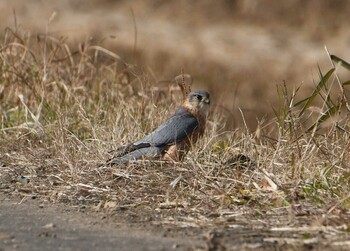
left=106, top=90, right=210, bottom=165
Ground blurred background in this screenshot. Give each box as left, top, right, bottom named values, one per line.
left=1, top=0, right=350, bottom=129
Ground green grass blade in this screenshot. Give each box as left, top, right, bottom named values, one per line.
left=293, top=95, right=312, bottom=108
left=331, top=55, right=350, bottom=71
left=298, top=67, right=335, bottom=117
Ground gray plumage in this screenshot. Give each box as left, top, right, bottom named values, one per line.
left=109, top=147, right=163, bottom=165
left=135, top=107, right=199, bottom=147
left=107, top=107, right=200, bottom=165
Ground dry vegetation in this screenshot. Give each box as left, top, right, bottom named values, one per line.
left=2, top=0, right=350, bottom=131
left=1, top=11, right=350, bottom=250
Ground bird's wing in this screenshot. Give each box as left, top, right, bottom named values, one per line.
left=132, top=107, right=199, bottom=149
left=106, top=108, right=199, bottom=165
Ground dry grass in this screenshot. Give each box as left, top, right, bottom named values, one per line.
left=1, top=24, right=350, bottom=248
left=2, top=0, right=350, bottom=132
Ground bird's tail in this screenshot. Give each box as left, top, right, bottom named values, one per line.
left=106, top=146, right=163, bottom=166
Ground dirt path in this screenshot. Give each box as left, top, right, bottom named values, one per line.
left=2, top=194, right=350, bottom=251
left=0, top=196, right=203, bottom=251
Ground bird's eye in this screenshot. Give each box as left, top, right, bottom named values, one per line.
left=196, top=95, right=202, bottom=100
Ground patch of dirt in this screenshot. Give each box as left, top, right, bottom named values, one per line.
left=1, top=193, right=350, bottom=251
left=0, top=194, right=203, bottom=251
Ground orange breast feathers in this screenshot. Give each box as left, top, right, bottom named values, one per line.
left=163, top=99, right=208, bottom=161
left=181, top=98, right=208, bottom=138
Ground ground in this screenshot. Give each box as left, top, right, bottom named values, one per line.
left=0, top=194, right=203, bottom=251
left=2, top=192, right=350, bottom=251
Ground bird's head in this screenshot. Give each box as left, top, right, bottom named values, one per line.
left=183, top=90, right=210, bottom=117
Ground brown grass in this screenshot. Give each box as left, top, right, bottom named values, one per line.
left=2, top=0, right=350, bottom=131
left=1, top=18, right=350, bottom=249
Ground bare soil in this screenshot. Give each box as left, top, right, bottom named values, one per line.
left=0, top=194, right=203, bottom=251
left=1, top=193, right=350, bottom=251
